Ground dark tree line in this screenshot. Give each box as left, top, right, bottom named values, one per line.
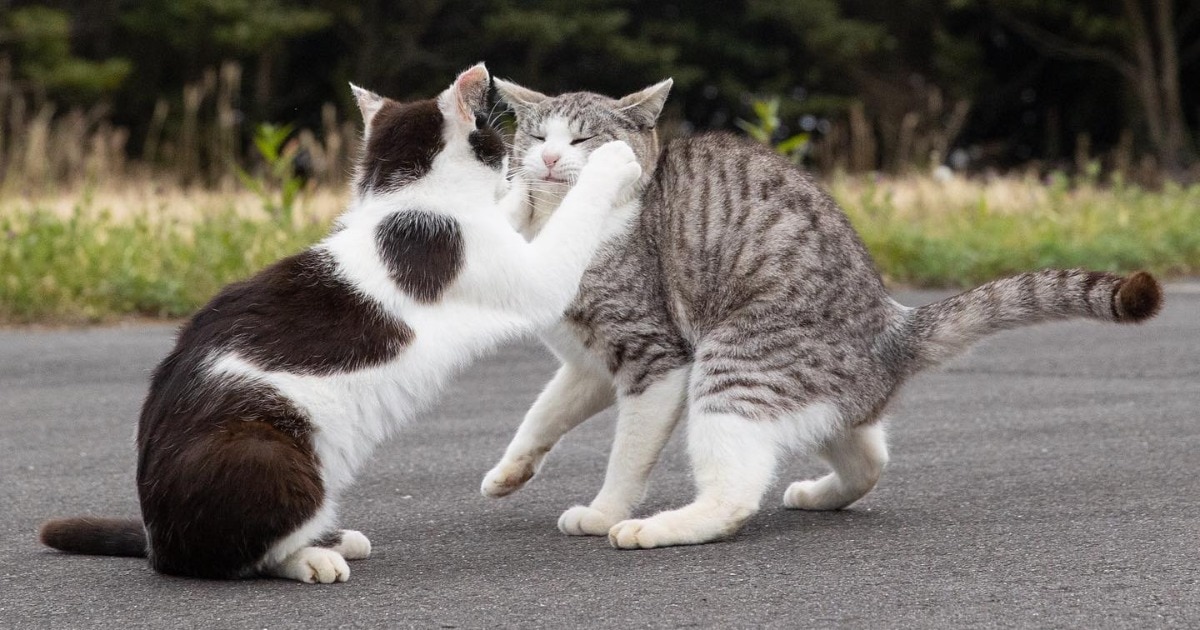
left=2, top=0, right=1198, bottom=177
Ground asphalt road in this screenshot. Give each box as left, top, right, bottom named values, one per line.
left=2, top=287, right=1198, bottom=629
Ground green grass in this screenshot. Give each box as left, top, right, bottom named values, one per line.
left=2, top=175, right=1198, bottom=324
left=833, top=176, right=1200, bottom=287
left=1, top=206, right=328, bottom=324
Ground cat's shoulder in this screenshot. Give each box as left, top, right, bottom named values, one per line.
left=658, top=131, right=781, bottom=166
left=663, top=131, right=757, bottom=153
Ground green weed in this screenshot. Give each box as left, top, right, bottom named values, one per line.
left=237, top=123, right=306, bottom=222
left=1, top=205, right=326, bottom=323
left=833, top=176, right=1200, bottom=287
left=2, top=173, right=1198, bottom=324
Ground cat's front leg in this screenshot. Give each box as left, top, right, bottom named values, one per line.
left=464, top=141, right=641, bottom=324
left=558, top=365, right=689, bottom=535
left=498, top=175, right=533, bottom=235
left=482, top=361, right=615, bottom=498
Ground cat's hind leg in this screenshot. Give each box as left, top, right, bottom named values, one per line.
left=607, top=408, right=790, bottom=549
left=269, top=547, right=351, bottom=584
left=608, top=326, right=845, bottom=549
left=255, top=503, right=351, bottom=584
left=264, top=527, right=367, bottom=583
left=783, top=421, right=888, bottom=511
left=559, top=365, right=689, bottom=536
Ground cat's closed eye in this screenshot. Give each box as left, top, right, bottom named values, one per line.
left=530, top=134, right=546, bottom=142
left=570, top=136, right=595, bottom=145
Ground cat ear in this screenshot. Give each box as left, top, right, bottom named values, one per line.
left=350, top=83, right=386, bottom=126
left=616, top=78, right=673, bottom=127
left=494, top=78, right=549, bottom=113
left=441, top=62, right=490, bottom=124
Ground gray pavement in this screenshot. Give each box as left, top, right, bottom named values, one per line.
left=1, top=287, right=1198, bottom=629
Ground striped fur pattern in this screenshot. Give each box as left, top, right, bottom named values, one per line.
left=482, top=79, right=1163, bottom=550
left=38, top=64, right=644, bottom=582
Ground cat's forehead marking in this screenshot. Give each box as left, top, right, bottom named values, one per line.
left=540, top=92, right=641, bottom=131
left=359, top=99, right=445, bottom=194
left=543, top=117, right=574, bottom=137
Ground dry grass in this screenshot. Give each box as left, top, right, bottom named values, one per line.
left=3, top=172, right=1198, bottom=324
left=3, top=181, right=344, bottom=223
left=0, top=60, right=357, bottom=193
left=830, top=172, right=1200, bottom=286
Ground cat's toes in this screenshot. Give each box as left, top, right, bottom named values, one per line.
left=480, top=456, right=537, bottom=498
left=333, top=530, right=371, bottom=560
left=558, top=505, right=622, bottom=536
left=608, top=518, right=672, bottom=550
left=277, top=547, right=350, bottom=584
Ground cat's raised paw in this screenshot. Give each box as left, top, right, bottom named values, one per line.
left=558, top=505, right=622, bottom=536
left=275, top=547, right=350, bottom=584
left=585, top=141, right=642, bottom=187
left=480, top=456, right=537, bottom=498
left=607, top=518, right=673, bottom=549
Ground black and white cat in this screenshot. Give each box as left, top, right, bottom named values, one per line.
left=38, top=64, right=643, bottom=583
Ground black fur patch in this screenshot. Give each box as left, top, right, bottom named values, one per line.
left=313, top=530, right=344, bottom=548
left=359, top=99, right=445, bottom=194
left=469, top=127, right=506, bottom=169
left=126, top=245, right=417, bottom=578
left=39, top=517, right=146, bottom=557
left=186, top=249, right=412, bottom=375
left=376, top=210, right=465, bottom=302
left=138, top=377, right=324, bottom=579
left=1114, top=271, right=1162, bottom=322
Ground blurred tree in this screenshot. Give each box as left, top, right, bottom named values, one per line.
left=0, top=0, right=1196, bottom=176
left=992, top=0, right=1196, bottom=173
left=0, top=6, right=131, bottom=102
left=480, top=0, right=682, bottom=91
left=120, top=0, right=331, bottom=116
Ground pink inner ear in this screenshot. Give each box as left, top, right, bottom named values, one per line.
left=453, top=66, right=489, bottom=122
left=456, top=65, right=488, bottom=90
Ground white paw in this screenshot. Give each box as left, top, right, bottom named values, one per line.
left=277, top=547, right=350, bottom=584
left=582, top=141, right=642, bottom=189
left=558, top=505, right=623, bottom=536
left=333, top=530, right=371, bottom=560
left=607, top=517, right=674, bottom=549
left=481, top=455, right=538, bottom=498
left=782, top=480, right=824, bottom=510
left=782, top=475, right=861, bottom=511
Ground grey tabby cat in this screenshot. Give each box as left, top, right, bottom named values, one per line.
left=480, top=78, right=1163, bottom=549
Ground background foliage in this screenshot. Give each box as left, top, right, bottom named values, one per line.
left=1, top=0, right=1198, bottom=182
left=1, top=0, right=1198, bottom=323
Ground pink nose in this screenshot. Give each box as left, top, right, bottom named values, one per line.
left=542, top=152, right=560, bottom=169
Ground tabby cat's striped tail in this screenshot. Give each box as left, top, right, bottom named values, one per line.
left=898, top=269, right=1162, bottom=372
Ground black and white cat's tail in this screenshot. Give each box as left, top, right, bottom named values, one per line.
left=894, top=269, right=1162, bottom=372
left=40, top=517, right=147, bottom=557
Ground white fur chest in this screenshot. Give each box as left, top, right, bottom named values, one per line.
left=206, top=199, right=527, bottom=495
